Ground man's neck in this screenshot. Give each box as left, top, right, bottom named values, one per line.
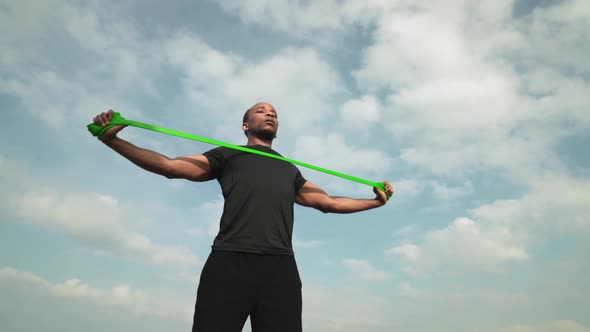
left=246, top=136, right=273, bottom=148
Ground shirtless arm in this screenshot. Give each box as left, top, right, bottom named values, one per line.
left=295, top=181, right=393, bottom=214
left=95, top=110, right=212, bottom=182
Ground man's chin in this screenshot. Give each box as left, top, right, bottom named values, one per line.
left=250, top=129, right=276, bottom=141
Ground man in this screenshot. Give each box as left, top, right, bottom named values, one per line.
left=92, top=102, right=394, bottom=332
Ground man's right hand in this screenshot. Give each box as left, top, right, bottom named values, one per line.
left=93, top=110, right=127, bottom=142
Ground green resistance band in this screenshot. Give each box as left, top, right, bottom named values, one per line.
left=87, top=112, right=391, bottom=200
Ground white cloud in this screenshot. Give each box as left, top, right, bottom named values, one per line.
left=436, top=217, right=526, bottom=266
left=185, top=197, right=224, bottom=239
left=322, top=180, right=376, bottom=198
left=3, top=260, right=589, bottom=332
left=392, top=225, right=417, bottom=238
left=339, top=95, right=382, bottom=130
left=385, top=178, right=473, bottom=203
left=7, top=186, right=198, bottom=268
left=2, top=1, right=590, bottom=331
left=165, top=33, right=240, bottom=93
left=0, top=0, right=156, bottom=134
left=1, top=0, right=350, bottom=161
left=386, top=243, right=422, bottom=262
left=220, top=47, right=346, bottom=142
left=293, top=237, right=326, bottom=249
left=214, top=0, right=347, bottom=36
left=213, top=0, right=403, bottom=38
left=302, top=283, right=398, bottom=331
left=185, top=228, right=204, bottom=237
left=493, top=320, right=590, bottom=332
left=168, top=271, right=201, bottom=285
left=358, top=15, right=476, bottom=89
left=387, top=172, right=590, bottom=274
left=514, top=0, right=590, bottom=76
left=468, top=199, right=522, bottom=228
left=397, top=283, right=423, bottom=297
left=342, top=259, right=390, bottom=281
left=3, top=0, right=349, bottom=159
left=473, top=173, right=590, bottom=233
left=391, top=179, right=423, bottom=200
left=292, top=133, right=393, bottom=175
left=0, top=1, right=60, bottom=65
left=164, top=34, right=345, bottom=139
left=345, top=0, right=589, bottom=182
left=0, top=152, right=199, bottom=269
left=431, top=180, right=474, bottom=201
left=0, top=154, right=27, bottom=183
left=0, top=267, right=192, bottom=321
left=387, top=216, right=527, bottom=273
left=0, top=70, right=73, bottom=127
left=299, top=279, right=552, bottom=332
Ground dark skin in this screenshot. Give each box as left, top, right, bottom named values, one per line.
left=242, top=102, right=279, bottom=146
left=93, top=102, right=393, bottom=211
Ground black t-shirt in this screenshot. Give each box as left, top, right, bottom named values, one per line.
left=203, top=145, right=307, bottom=255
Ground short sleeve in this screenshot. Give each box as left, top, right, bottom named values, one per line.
left=294, top=168, right=307, bottom=193
left=202, top=147, right=226, bottom=179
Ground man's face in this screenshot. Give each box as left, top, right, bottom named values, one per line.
left=243, top=102, right=279, bottom=139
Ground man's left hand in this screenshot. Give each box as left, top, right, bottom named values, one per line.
left=374, top=180, right=393, bottom=205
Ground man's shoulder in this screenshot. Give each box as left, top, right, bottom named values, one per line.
left=204, top=145, right=287, bottom=162
left=203, top=146, right=233, bottom=156
left=247, top=145, right=282, bottom=156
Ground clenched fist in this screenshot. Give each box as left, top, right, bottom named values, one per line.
left=93, top=110, right=127, bottom=142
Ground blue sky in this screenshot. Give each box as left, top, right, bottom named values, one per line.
left=1, top=0, right=589, bottom=331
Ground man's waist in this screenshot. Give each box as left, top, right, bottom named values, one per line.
left=211, top=243, right=294, bottom=256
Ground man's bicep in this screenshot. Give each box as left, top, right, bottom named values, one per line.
left=168, top=155, right=212, bottom=181
left=295, top=181, right=332, bottom=212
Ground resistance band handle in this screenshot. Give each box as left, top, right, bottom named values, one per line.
left=373, top=182, right=390, bottom=199
left=87, top=112, right=130, bottom=140
left=87, top=113, right=392, bottom=200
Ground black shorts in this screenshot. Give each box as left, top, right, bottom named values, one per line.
left=192, top=250, right=303, bottom=332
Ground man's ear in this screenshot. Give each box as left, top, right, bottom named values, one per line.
left=242, top=122, right=249, bottom=136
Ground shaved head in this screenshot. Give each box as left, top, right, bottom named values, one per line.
left=242, top=102, right=279, bottom=140
left=243, top=102, right=275, bottom=123
left=243, top=102, right=277, bottom=137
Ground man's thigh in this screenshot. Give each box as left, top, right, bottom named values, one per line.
left=249, top=255, right=303, bottom=332
left=192, top=251, right=255, bottom=332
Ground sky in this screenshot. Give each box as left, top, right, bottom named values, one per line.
left=1, top=0, right=589, bottom=331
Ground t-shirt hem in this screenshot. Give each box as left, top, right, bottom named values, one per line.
left=211, top=245, right=294, bottom=256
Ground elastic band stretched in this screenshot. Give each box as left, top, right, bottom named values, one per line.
left=87, top=112, right=391, bottom=199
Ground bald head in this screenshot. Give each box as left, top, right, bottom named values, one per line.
left=242, top=102, right=279, bottom=139
left=243, top=102, right=276, bottom=123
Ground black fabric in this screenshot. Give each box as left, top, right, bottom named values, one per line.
left=192, top=250, right=303, bottom=332
left=203, top=145, right=307, bottom=255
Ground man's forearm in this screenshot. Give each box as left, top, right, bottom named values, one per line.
left=325, top=196, right=383, bottom=214
left=103, top=137, right=172, bottom=177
